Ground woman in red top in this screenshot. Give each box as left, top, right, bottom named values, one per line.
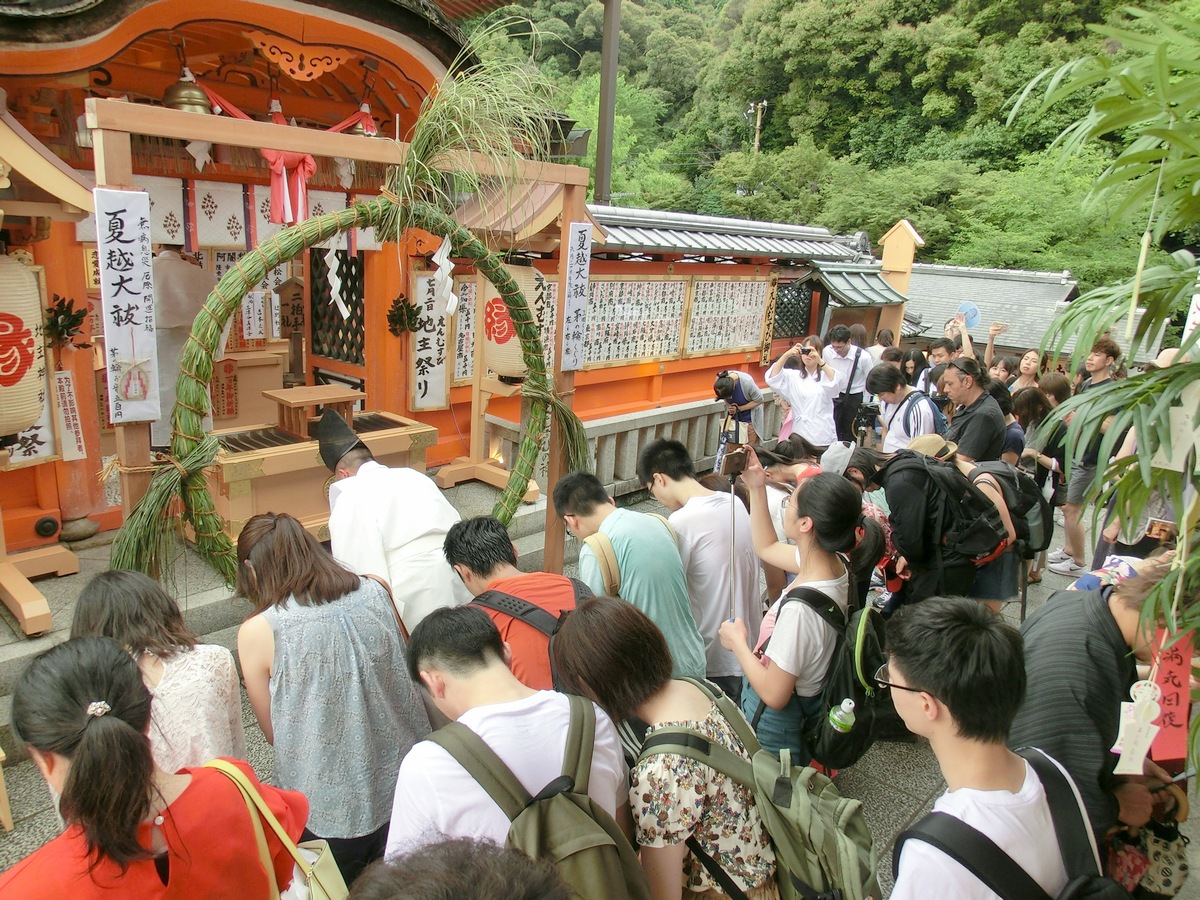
left=0, top=636, right=308, bottom=899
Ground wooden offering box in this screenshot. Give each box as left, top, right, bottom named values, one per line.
left=205, top=391, right=438, bottom=541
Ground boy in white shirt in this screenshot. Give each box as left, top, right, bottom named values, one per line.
left=636, top=438, right=762, bottom=703
left=884, top=597, right=1101, bottom=899
left=386, top=606, right=630, bottom=857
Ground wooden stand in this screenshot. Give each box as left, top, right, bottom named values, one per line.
left=0, top=495, right=76, bottom=636
left=0, top=745, right=12, bottom=832
left=434, top=374, right=539, bottom=502
left=263, top=385, right=366, bottom=439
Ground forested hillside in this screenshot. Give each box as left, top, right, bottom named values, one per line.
left=478, top=0, right=1197, bottom=289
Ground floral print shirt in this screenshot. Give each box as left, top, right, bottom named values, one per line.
left=633, top=702, right=776, bottom=893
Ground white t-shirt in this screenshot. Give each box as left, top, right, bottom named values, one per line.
left=765, top=367, right=839, bottom=446
left=880, top=389, right=937, bottom=452
left=670, top=492, right=763, bottom=678
left=891, top=755, right=1091, bottom=900
left=754, top=569, right=849, bottom=696
left=822, top=345, right=872, bottom=395
left=385, top=691, right=627, bottom=857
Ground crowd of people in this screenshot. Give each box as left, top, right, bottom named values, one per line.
left=0, top=320, right=1192, bottom=900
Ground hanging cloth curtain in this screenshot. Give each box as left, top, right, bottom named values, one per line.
left=194, top=84, right=377, bottom=225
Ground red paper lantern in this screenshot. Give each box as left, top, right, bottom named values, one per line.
left=0, top=255, right=46, bottom=440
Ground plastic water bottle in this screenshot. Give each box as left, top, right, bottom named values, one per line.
left=829, top=698, right=856, bottom=733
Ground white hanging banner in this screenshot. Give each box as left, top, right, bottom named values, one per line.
left=95, top=188, right=159, bottom=424
left=54, top=370, right=87, bottom=461
left=561, top=221, right=593, bottom=372
left=269, top=291, right=282, bottom=339
left=242, top=291, right=267, bottom=339
left=411, top=273, right=450, bottom=411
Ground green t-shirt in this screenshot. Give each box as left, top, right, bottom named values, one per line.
left=579, top=508, right=707, bottom=679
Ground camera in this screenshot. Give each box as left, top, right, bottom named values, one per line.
left=800, top=347, right=812, bottom=356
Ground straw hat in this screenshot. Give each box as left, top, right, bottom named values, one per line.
left=906, top=434, right=958, bottom=461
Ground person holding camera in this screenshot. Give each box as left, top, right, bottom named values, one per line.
left=765, top=336, right=839, bottom=447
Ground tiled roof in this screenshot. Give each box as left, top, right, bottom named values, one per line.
left=588, top=205, right=857, bottom=262
left=906, top=262, right=1078, bottom=350
left=905, top=262, right=1163, bottom=363
left=811, top=261, right=909, bottom=307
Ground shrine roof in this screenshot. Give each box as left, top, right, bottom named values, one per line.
left=588, top=205, right=857, bottom=263
left=807, top=260, right=909, bottom=307
left=904, top=262, right=1162, bottom=362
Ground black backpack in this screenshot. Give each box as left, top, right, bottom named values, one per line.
left=969, top=461, right=1054, bottom=558
left=884, top=452, right=1009, bottom=568
left=471, top=578, right=593, bottom=691
left=751, top=586, right=887, bottom=770
left=894, top=748, right=1132, bottom=899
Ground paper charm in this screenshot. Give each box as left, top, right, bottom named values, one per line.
left=334, top=157, right=355, bottom=190
left=1112, top=679, right=1162, bottom=775
left=1150, top=382, right=1200, bottom=473
left=185, top=140, right=212, bottom=171
left=431, top=236, right=459, bottom=317
left=325, top=247, right=349, bottom=320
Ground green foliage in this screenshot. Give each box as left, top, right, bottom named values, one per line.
left=44, top=293, right=91, bottom=354
left=386, top=295, right=423, bottom=336
left=1012, top=9, right=1200, bottom=739
left=943, top=148, right=1161, bottom=289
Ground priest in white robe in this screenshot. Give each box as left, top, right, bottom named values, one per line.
left=318, top=409, right=471, bottom=628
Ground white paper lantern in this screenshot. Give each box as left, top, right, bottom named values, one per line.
left=482, top=266, right=548, bottom=379
left=0, top=255, right=46, bottom=439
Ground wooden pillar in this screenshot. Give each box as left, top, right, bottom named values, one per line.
left=92, top=127, right=154, bottom=519
left=41, top=222, right=107, bottom=530
left=543, top=183, right=585, bottom=573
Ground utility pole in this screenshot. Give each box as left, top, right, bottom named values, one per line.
left=753, top=99, right=767, bottom=153
left=594, top=0, right=622, bottom=204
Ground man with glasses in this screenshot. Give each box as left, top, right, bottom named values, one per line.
left=883, top=597, right=1094, bottom=899
left=941, top=357, right=1005, bottom=462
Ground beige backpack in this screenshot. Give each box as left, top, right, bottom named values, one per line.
left=582, top=513, right=675, bottom=597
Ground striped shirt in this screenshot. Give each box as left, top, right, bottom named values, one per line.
left=1009, top=588, right=1135, bottom=836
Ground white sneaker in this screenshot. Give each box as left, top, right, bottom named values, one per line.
left=1048, top=558, right=1088, bottom=576
left=1047, top=548, right=1071, bottom=563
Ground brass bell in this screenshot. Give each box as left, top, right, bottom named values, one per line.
left=163, top=80, right=212, bottom=115
left=346, top=119, right=368, bottom=136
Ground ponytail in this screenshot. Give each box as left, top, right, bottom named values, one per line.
left=794, top=473, right=862, bottom=554
left=12, top=637, right=155, bottom=870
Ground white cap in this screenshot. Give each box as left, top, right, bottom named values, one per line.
left=820, top=441, right=855, bottom=477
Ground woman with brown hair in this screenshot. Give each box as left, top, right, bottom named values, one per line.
left=553, top=596, right=779, bottom=900
left=236, top=512, right=430, bottom=884
left=71, top=570, right=245, bottom=773
left=765, top=336, right=839, bottom=446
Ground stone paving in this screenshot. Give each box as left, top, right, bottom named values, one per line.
left=0, top=507, right=1195, bottom=897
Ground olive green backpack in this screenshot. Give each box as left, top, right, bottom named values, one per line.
left=427, top=693, right=652, bottom=900
left=640, top=678, right=879, bottom=900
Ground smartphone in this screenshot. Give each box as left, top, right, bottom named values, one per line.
left=719, top=448, right=747, bottom=478
left=1146, top=518, right=1176, bottom=540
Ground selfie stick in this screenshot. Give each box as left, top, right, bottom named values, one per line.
left=729, top=473, right=737, bottom=621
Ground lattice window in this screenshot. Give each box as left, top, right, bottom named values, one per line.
left=309, top=250, right=365, bottom=365
left=773, top=281, right=812, bottom=340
